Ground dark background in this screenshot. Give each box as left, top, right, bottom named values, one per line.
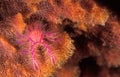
left=95, top=0, right=120, bottom=17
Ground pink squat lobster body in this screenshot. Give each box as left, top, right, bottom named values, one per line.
left=18, top=24, right=56, bottom=70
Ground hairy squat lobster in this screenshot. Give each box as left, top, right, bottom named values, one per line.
left=17, top=23, right=56, bottom=70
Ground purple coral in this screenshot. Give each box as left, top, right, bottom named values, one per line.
left=17, top=23, right=56, bottom=70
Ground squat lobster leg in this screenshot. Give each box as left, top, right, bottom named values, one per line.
left=31, top=45, right=39, bottom=70
left=43, top=43, right=56, bottom=65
